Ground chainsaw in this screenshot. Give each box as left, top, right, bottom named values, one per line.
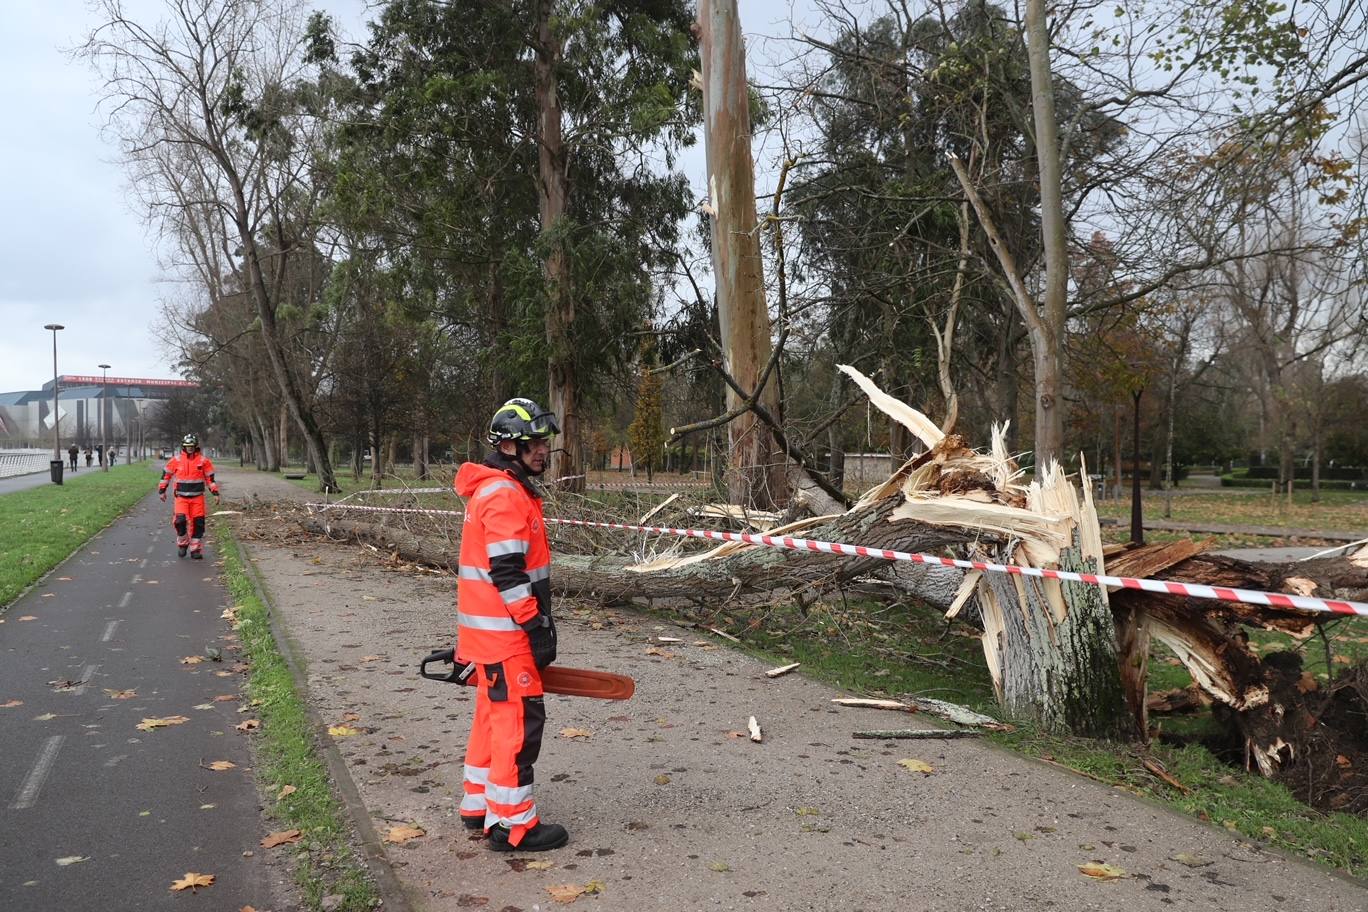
left=419, top=648, right=635, bottom=701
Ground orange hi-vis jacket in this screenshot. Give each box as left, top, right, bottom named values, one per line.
left=452, top=460, right=551, bottom=664
left=159, top=451, right=218, bottom=499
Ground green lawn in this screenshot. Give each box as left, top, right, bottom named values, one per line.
left=0, top=463, right=157, bottom=608
left=1095, top=490, right=1368, bottom=533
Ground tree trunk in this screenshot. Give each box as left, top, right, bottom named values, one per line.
left=532, top=0, right=580, bottom=490
left=279, top=402, right=289, bottom=470
left=699, top=0, right=789, bottom=510
left=1130, top=389, right=1144, bottom=545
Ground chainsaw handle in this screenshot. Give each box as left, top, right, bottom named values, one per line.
left=419, top=648, right=476, bottom=685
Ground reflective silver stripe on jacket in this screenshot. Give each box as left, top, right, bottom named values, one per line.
left=484, top=782, right=535, bottom=805
left=477, top=479, right=517, bottom=498
left=499, top=583, right=532, bottom=605
left=457, top=611, right=521, bottom=632
left=459, top=565, right=494, bottom=584
left=526, top=565, right=550, bottom=582
left=487, top=539, right=529, bottom=558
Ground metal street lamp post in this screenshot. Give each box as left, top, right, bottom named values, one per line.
left=43, top=323, right=64, bottom=484
left=99, top=364, right=111, bottom=472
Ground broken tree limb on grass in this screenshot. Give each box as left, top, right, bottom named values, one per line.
left=832, top=698, right=913, bottom=711
left=765, top=662, right=800, bottom=678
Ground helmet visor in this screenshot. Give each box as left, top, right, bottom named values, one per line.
left=529, top=411, right=560, bottom=437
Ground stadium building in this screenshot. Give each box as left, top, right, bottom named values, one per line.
left=0, top=375, right=197, bottom=449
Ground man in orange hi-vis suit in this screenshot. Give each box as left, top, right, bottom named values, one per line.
left=158, top=433, right=220, bottom=559
left=452, top=398, right=567, bottom=853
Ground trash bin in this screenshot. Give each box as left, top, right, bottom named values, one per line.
left=50, top=459, right=64, bottom=485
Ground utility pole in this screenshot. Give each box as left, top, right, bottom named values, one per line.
left=44, top=323, right=64, bottom=484
left=99, top=363, right=111, bottom=471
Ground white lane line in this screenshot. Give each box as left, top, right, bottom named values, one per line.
left=72, top=664, right=100, bottom=695
left=11, top=736, right=65, bottom=810
left=101, top=621, right=120, bottom=642
left=118, top=592, right=133, bottom=609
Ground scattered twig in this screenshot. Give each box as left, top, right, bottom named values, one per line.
left=747, top=716, right=763, bottom=743
left=852, top=728, right=984, bottom=740
left=765, top=662, right=801, bottom=679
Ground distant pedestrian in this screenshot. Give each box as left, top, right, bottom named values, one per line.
left=84, top=449, right=93, bottom=468
left=110, top=449, right=118, bottom=466
left=68, top=444, right=79, bottom=472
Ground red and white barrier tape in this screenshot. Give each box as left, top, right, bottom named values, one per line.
left=304, top=502, right=1368, bottom=618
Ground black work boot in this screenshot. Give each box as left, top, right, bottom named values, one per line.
left=191, top=549, right=203, bottom=560
left=178, top=545, right=188, bottom=558
left=486, top=822, right=569, bottom=852
left=461, top=815, right=485, bottom=831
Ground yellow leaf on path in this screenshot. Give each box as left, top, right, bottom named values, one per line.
left=213, top=694, right=238, bottom=702
left=547, top=884, right=586, bottom=904
left=360, top=655, right=381, bottom=662
left=342, top=712, right=361, bottom=722
left=236, top=719, right=261, bottom=732
left=584, top=881, right=604, bottom=895
left=1077, top=862, right=1126, bottom=880
left=1170, top=852, right=1212, bottom=868
left=137, top=715, right=190, bottom=731
left=898, top=758, right=934, bottom=774
left=181, top=656, right=204, bottom=665
left=170, top=872, right=215, bottom=892
left=261, top=829, right=303, bottom=848
left=1, top=700, right=22, bottom=709
left=104, top=689, right=137, bottom=700
left=206, top=760, right=237, bottom=771
left=276, top=785, right=297, bottom=800
left=328, top=724, right=362, bottom=737
left=384, top=825, right=425, bottom=845
left=525, top=860, right=554, bottom=871
left=18, top=616, right=36, bottom=621
left=795, top=807, right=820, bottom=816
left=654, top=774, right=671, bottom=785
left=709, top=862, right=731, bottom=872
left=560, top=727, right=592, bottom=740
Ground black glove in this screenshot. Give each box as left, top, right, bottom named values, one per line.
left=521, top=612, right=557, bottom=669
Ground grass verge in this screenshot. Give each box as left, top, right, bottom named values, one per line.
left=703, top=596, right=1368, bottom=877
left=217, top=524, right=380, bottom=911
left=0, top=463, right=155, bottom=608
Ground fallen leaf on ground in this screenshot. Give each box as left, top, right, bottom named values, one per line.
left=261, top=829, right=303, bottom=848
left=137, top=715, right=189, bottom=731
left=525, top=860, right=554, bottom=871
left=57, top=577, right=72, bottom=581
left=547, top=884, right=584, bottom=903
left=170, top=872, right=215, bottom=892
left=18, top=616, right=36, bottom=621
left=644, top=645, right=676, bottom=658
left=104, top=689, right=137, bottom=700
left=180, top=656, right=204, bottom=665
left=212, top=694, right=238, bottom=702
left=560, top=727, right=592, bottom=740
left=360, top=655, right=381, bottom=662
left=1077, top=862, right=1126, bottom=880
left=193, top=703, right=216, bottom=711
left=236, top=719, right=261, bottom=732
left=205, top=760, right=237, bottom=771
left=709, top=862, right=731, bottom=872
left=384, top=825, right=425, bottom=845
left=55, top=856, right=89, bottom=866
left=328, top=724, right=361, bottom=737
left=1336, top=754, right=1352, bottom=768
left=33, top=713, right=58, bottom=721
left=1, top=700, right=22, bottom=709
left=276, top=785, right=297, bottom=800
left=897, top=758, right=934, bottom=774
left=455, top=895, right=488, bottom=907
left=341, top=712, right=361, bottom=722
left=795, top=807, right=820, bottom=816
left=654, top=774, right=671, bottom=785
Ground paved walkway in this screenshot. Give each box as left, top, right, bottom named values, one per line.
left=1099, top=517, right=1365, bottom=542
left=217, top=468, right=1367, bottom=912
left=0, top=493, right=293, bottom=910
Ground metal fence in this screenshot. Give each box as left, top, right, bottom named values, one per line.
left=0, top=450, right=53, bottom=479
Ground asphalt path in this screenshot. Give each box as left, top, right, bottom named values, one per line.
left=0, top=493, right=280, bottom=910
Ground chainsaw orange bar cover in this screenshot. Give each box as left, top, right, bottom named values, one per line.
left=420, top=649, right=634, bottom=701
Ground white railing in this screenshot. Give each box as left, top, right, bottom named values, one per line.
left=0, top=451, right=54, bottom=479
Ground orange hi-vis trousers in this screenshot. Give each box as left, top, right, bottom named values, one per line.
left=460, top=653, right=545, bottom=846
left=173, top=496, right=208, bottom=553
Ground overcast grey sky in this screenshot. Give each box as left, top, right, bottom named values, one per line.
left=0, top=0, right=819, bottom=394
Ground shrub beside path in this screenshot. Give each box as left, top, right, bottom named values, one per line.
left=218, top=468, right=1367, bottom=912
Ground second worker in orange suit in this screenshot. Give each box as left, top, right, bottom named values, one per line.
left=158, top=433, right=219, bottom=559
